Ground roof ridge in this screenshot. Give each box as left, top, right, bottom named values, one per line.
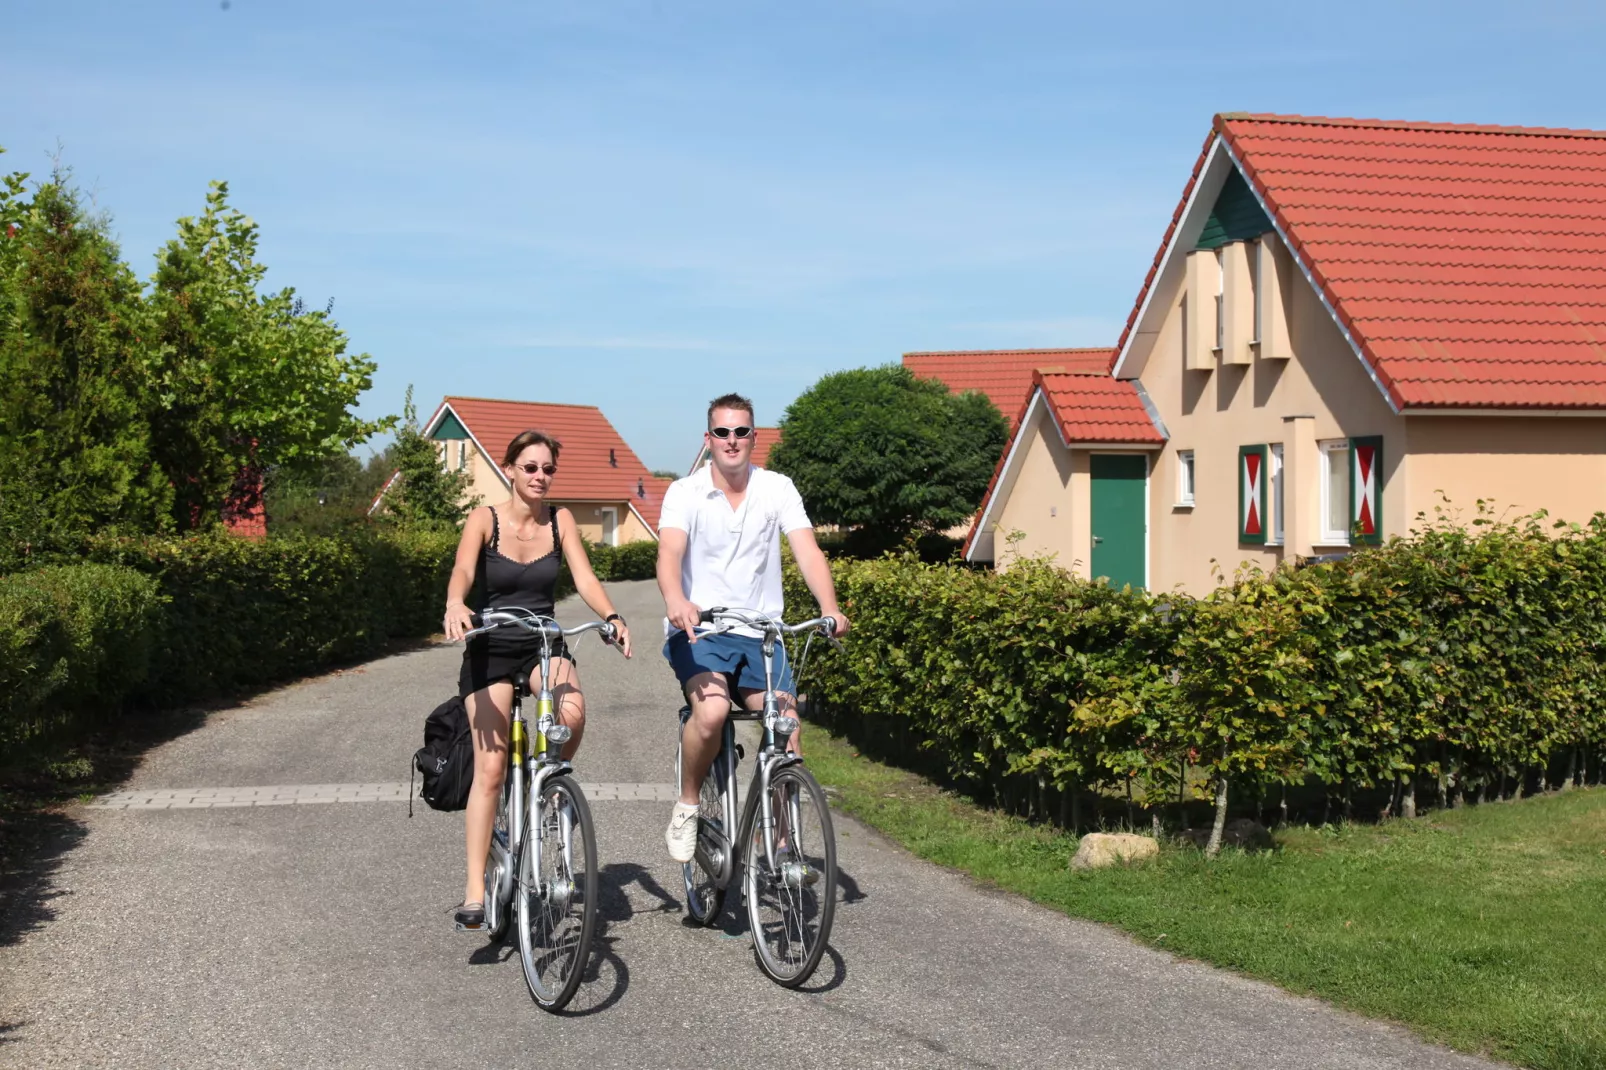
left=445, top=395, right=603, bottom=411
left=903, top=347, right=1115, bottom=356
left=1219, top=112, right=1606, bottom=140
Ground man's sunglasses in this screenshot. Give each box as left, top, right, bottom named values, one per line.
left=512, top=462, right=558, bottom=476
left=708, top=425, right=754, bottom=440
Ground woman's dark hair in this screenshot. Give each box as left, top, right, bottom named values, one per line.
left=502, top=430, right=562, bottom=467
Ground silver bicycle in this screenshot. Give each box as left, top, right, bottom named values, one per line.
left=675, top=607, right=841, bottom=987
left=459, top=607, right=615, bottom=1011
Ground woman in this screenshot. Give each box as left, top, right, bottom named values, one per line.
left=442, top=429, right=633, bottom=927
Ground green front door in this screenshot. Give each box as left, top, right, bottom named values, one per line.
left=1090, top=454, right=1147, bottom=590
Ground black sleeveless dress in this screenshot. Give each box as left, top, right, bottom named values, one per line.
left=458, top=505, right=574, bottom=696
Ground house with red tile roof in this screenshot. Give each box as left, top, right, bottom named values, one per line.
left=968, top=113, right=1606, bottom=592
left=687, top=427, right=782, bottom=474
left=902, top=348, right=1113, bottom=426
left=422, top=396, right=670, bottom=545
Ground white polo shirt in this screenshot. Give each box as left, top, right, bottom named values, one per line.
left=659, top=464, right=813, bottom=637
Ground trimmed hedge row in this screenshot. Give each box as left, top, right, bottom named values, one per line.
left=1, top=565, right=164, bottom=745
left=2, top=528, right=458, bottom=749
left=787, top=510, right=1606, bottom=832
left=1, top=527, right=662, bottom=751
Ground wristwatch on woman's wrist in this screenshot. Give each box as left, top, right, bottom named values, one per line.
left=605, top=613, right=625, bottom=625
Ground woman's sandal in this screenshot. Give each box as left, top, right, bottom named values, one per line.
left=454, top=901, right=485, bottom=927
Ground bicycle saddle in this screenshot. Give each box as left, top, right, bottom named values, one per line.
left=512, top=671, right=531, bottom=697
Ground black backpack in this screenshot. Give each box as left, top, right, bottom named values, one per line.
left=412, top=695, right=473, bottom=813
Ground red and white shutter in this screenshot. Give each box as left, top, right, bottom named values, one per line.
left=1238, top=445, right=1267, bottom=545
left=1350, top=436, right=1383, bottom=545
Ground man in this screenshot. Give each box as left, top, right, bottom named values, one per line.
left=657, top=392, right=850, bottom=862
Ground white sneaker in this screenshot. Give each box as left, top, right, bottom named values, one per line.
left=665, top=802, right=700, bottom=863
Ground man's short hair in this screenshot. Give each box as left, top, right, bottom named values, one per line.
left=707, top=392, right=755, bottom=428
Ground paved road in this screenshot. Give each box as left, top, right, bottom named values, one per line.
left=0, top=581, right=1502, bottom=1070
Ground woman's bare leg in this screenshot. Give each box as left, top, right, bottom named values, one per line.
left=549, top=657, right=586, bottom=760
left=464, top=681, right=514, bottom=906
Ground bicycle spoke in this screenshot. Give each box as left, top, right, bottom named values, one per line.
left=745, top=766, right=836, bottom=986
left=517, top=777, right=597, bottom=1010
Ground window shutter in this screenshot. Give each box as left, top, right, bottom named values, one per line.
left=1238, top=445, right=1268, bottom=545
left=1349, top=436, right=1383, bottom=545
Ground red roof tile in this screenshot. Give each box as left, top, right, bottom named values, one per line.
left=903, top=348, right=1115, bottom=424
left=962, top=370, right=1164, bottom=559
left=1117, top=113, right=1606, bottom=411
left=431, top=396, right=668, bottom=531
left=1040, top=372, right=1167, bottom=445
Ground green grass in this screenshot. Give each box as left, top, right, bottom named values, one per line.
left=804, top=728, right=1606, bottom=1070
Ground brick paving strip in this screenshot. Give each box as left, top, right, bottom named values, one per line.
left=87, top=782, right=680, bottom=809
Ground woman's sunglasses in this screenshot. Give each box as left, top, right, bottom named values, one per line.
left=708, top=425, right=754, bottom=440
left=512, top=462, right=558, bottom=476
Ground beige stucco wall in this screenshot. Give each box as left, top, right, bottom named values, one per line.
left=1136, top=236, right=1406, bottom=594
left=991, top=406, right=1093, bottom=578
left=994, top=408, right=1075, bottom=569
left=1403, top=418, right=1606, bottom=528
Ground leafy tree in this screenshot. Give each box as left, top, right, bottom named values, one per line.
left=262, top=450, right=395, bottom=536
left=384, top=386, right=476, bottom=526
left=0, top=169, right=173, bottom=560
left=768, top=364, right=1008, bottom=545
left=144, top=182, right=391, bottom=530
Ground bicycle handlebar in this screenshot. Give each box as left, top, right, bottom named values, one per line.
left=695, top=606, right=837, bottom=638
left=462, top=607, right=619, bottom=644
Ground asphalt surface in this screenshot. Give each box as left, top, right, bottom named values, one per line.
left=0, top=580, right=1504, bottom=1070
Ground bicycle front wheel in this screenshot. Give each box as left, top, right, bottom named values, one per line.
left=743, top=764, right=836, bottom=987
left=516, top=775, right=598, bottom=1011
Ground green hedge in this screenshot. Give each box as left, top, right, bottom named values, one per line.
left=84, top=527, right=457, bottom=702
left=583, top=537, right=658, bottom=582
left=1, top=528, right=458, bottom=749
left=1, top=565, right=164, bottom=746
left=787, top=510, right=1606, bottom=828
left=0, top=526, right=664, bottom=751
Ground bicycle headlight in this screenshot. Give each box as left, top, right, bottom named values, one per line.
left=544, top=725, right=573, bottom=745
left=772, top=716, right=799, bottom=737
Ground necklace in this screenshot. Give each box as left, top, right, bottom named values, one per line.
left=506, top=505, right=545, bottom=542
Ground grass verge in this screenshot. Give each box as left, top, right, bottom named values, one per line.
left=804, top=726, right=1606, bottom=1070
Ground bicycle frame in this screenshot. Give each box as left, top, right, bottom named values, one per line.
left=467, top=611, right=605, bottom=935
left=676, top=613, right=828, bottom=902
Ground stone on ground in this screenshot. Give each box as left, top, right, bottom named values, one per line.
left=1070, top=832, right=1160, bottom=870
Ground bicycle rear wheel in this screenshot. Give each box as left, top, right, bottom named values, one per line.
left=743, top=764, right=836, bottom=987
left=516, top=775, right=597, bottom=1011
left=682, top=749, right=728, bottom=927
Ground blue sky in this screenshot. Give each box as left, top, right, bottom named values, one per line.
left=5, top=0, right=1603, bottom=471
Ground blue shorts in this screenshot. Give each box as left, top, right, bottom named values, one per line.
left=663, top=631, right=794, bottom=698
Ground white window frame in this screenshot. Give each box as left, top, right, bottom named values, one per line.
left=599, top=506, right=618, bottom=547
left=1319, top=439, right=1351, bottom=545
left=1176, top=449, right=1196, bottom=507
left=1268, top=443, right=1284, bottom=545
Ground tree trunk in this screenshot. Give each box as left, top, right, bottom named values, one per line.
left=1125, top=776, right=1135, bottom=829
left=1178, top=759, right=1190, bottom=830
left=1400, top=777, right=1416, bottom=820
left=1151, top=811, right=1162, bottom=839
left=1278, top=785, right=1289, bottom=828
left=1204, top=774, right=1230, bottom=858
left=1563, top=748, right=1578, bottom=791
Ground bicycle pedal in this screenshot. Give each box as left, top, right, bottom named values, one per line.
left=454, top=920, right=486, bottom=933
